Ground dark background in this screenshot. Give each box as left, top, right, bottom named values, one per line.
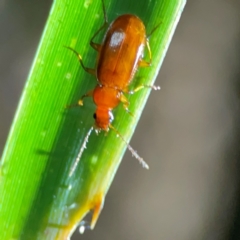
left=1, top=0, right=240, bottom=239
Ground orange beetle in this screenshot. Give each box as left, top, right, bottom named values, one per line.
left=66, top=0, right=160, bottom=176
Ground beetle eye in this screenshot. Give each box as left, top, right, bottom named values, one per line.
left=109, top=112, right=114, bottom=122
left=93, top=113, right=97, bottom=119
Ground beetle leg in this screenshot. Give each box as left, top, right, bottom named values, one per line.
left=78, top=90, right=94, bottom=106
left=90, top=22, right=107, bottom=51
left=138, top=40, right=152, bottom=67
left=147, top=21, right=162, bottom=39
left=65, top=46, right=96, bottom=76
left=120, top=94, right=134, bottom=117
left=139, top=21, right=161, bottom=66
left=129, top=84, right=160, bottom=94
left=90, top=0, right=109, bottom=51
left=66, top=90, right=94, bottom=108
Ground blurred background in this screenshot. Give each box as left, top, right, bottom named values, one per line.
left=1, top=0, right=240, bottom=239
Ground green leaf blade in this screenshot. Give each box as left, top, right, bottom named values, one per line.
left=0, top=0, right=186, bottom=239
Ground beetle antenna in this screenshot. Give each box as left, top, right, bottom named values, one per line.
left=109, top=124, right=149, bottom=169
left=69, top=126, right=94, bottom=177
